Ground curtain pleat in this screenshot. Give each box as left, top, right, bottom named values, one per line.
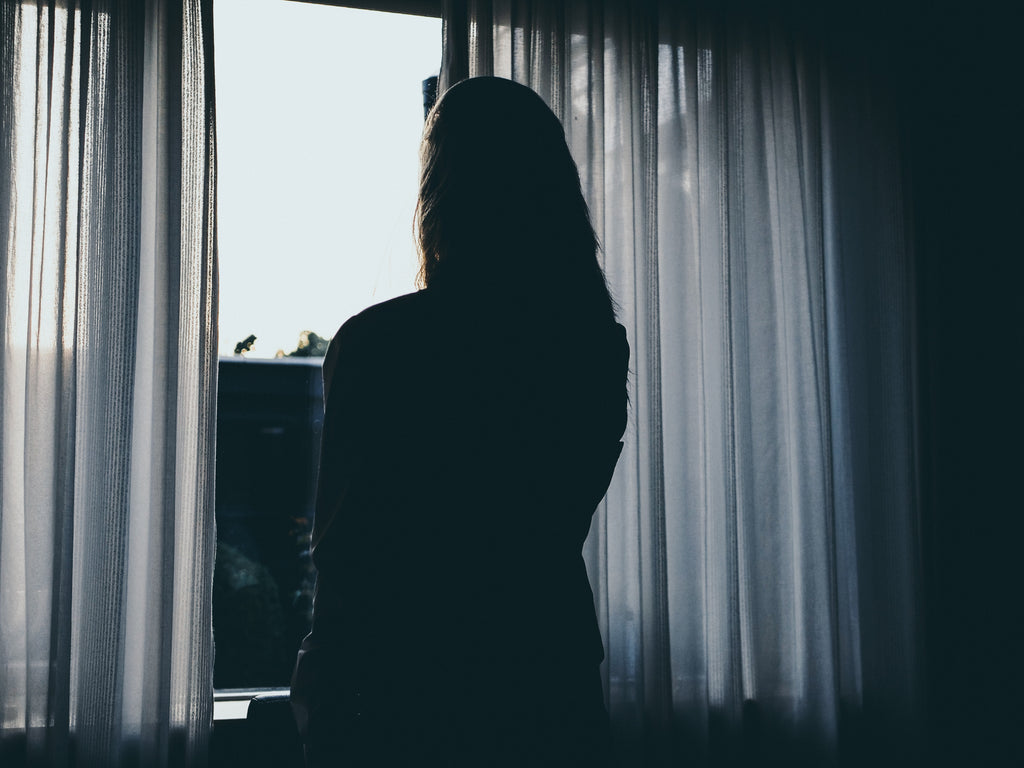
left=0, top=1, right=217, bottom=765
left=442, top=2, right=923, bottom=765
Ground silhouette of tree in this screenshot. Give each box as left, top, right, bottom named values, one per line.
left=276, top=330, right=329, bottom=358
left=234, top=334, right=257, bottom=355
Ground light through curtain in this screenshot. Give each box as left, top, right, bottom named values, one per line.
left=0, top=0, right=217, bottom=765
left=442, top=1, right=923, bottom=765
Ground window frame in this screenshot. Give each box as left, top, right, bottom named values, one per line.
left=285, top=0, right=440, bottom=18
left=212, top=0, right=441, bottom=722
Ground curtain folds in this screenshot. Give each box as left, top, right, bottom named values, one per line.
left=442, top=2, right=923, bottom=765
left=0, top=0, right=217, bottom=765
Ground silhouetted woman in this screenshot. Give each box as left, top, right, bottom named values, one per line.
left=291, top=76, right=629, bottom=767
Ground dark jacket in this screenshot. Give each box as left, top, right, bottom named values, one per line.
left=291, top=286, right=629, bottom=766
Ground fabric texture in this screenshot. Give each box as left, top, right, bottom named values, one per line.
left=0, top=0, right=217, bottom=765
left=441, top=1, right=924, bottom=765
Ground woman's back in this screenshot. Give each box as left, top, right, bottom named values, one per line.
left=293, top=286, right=628, bottom=766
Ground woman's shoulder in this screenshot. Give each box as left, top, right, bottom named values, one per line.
left=321, top=291, right=438, bottom=394
left=338, top=290, right=435, bottom=337
left=326, top=290, right=443, bottom=357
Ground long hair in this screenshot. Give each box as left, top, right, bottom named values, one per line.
left=415, top=77, right=615, bottom=323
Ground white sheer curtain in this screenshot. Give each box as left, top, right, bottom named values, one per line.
left=442, top=2, right=923, bottom=765
left=0, top=0, right=217, bottom=765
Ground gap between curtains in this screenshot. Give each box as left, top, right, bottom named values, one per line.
left=442, top=2, right=923, bottom=766
left=0, top=1, right=217, bottom=765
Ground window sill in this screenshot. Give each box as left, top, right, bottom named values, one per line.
left=213, top=688, right=289, bottom=721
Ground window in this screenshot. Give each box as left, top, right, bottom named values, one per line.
left=212, top=0, right=440, bottom=692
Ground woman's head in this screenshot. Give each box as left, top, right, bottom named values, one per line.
left=416, top=77, right=613, bottom=320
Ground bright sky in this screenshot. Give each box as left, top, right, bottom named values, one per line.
left=214, top=0, right=441, bottom=358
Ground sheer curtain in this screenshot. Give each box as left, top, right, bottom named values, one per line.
left=0, top=1, right=217, bottom=765
left=442, top=2, right=922, bottom=765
